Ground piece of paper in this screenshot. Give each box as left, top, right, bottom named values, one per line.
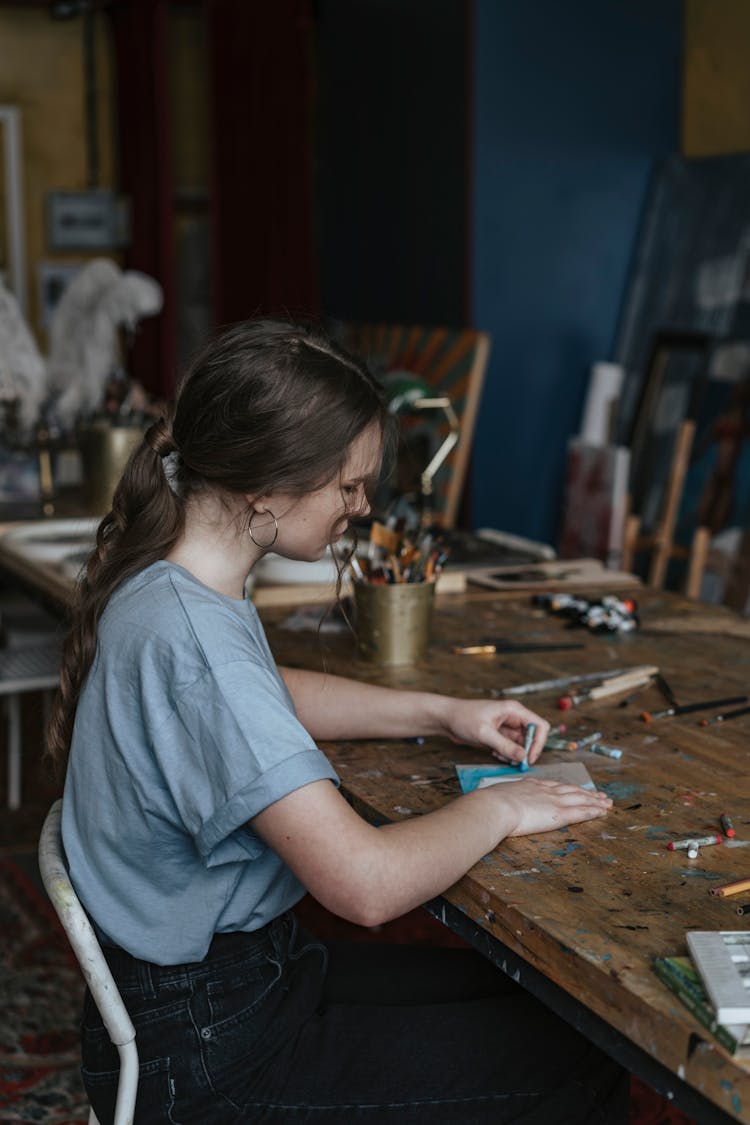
left=455, top=761, right=595, bottom=794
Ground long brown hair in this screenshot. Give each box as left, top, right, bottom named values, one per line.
left=45, top=319, right=389, bottom=775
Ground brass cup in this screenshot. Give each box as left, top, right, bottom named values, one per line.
left=78, top=422, right=146, bottom=514
left=354, top=581, right=435, bottom=665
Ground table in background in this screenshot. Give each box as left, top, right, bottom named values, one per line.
left=263, top=588, right=750, bottom=1125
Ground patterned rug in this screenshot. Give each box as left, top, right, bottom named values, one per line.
left=0, top=856, right=88, bottom=1124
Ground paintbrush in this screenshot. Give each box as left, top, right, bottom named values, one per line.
left=641, top=695, right=749, bottom=722
left=699, top=703, right=750, bottom=727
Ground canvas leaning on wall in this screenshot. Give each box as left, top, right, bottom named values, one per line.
left=558, top=440, right=630, bottom=569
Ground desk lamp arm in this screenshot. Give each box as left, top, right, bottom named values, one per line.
left=413, top=396, right=460, bottom=524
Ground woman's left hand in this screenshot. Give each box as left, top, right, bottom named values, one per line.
left=439, top=698, right=550, bottom=766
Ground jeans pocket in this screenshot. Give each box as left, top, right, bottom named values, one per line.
left=199, top=938, right=328, bottom=1110
left=82, top=1054, right=174, bottom=1125
left=199, top=950, right=284, bottom=1087
left=205, top=953, right=282, bottom=1032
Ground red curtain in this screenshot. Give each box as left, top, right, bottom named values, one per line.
left=110, top=0, right=176, bottom=399
left=110, top=0, right=319, bottom=398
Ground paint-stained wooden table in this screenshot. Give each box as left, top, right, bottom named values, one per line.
left=1, top=520, right=749, bottom=1122
left=263, top=588, right=750, bottom=1125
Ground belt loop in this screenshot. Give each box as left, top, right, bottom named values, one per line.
left=135, top=954, right=157, bottom=999
left=270, top=911, right=292, bottom=960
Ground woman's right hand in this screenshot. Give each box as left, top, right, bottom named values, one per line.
left=482, top=778, right=613, bottom=838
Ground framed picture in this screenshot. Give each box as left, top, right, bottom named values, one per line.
left=627, top=330, right=712, bottom=534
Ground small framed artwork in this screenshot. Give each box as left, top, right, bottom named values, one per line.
left=46, top=190, right=130, bottom=251
left=627, top=330, right=712, bottom=534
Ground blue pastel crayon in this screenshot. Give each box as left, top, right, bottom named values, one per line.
left=520, top=722, right=536, bottom=771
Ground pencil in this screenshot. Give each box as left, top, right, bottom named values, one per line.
left=709, top=877, right=750, bottom=897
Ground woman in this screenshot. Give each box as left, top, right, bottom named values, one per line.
left=48, top=320, right=627, bottom=1124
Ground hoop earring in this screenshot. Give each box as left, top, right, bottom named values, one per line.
left=248, top=509, right=279, bottom=549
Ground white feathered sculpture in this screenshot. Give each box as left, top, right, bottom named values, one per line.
left=46, top=257, right=163, bottom=430
left=0, top=282, right=48, bottom=433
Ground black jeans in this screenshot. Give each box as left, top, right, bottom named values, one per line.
left=82, top=912, right=629, bottom=1124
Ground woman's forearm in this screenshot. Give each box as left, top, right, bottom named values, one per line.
left=251, top=777, right=613, bottom=928
left=279, top=666, right=451, bottom=740
left=252, top=780, right=516, bottom=927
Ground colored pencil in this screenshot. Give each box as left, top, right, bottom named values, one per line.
left=709, top=877, right=750, bottom=898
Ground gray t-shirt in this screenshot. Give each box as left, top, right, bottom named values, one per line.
left=62, top=560, right=338, bottom=965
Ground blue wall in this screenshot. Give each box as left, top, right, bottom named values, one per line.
left=471, top=0, right=682, bottom=544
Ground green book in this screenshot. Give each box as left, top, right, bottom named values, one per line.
left=653, top=955, right=750, bottom=1057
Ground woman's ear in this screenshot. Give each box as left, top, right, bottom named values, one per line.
left=244, top=493, right=269, bottom=514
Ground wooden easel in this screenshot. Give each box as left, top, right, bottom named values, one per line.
left=621, top=419, right=711, bottom=598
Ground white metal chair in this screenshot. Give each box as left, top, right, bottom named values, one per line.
left=38, top=799, right=138, bottom=1125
